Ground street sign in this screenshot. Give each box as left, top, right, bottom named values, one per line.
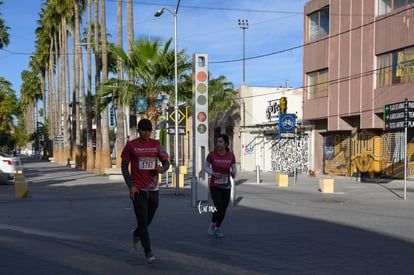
left=278, top=113, right=296, bottom=139
left=383, top=100, right=414, bottom=200
left=168, top=106, right=187, bottom=127
left=167, top=105, right=187, bottom=135
left=384, top=101, right=414, bottom=130
left=54, top=135, right=64, bottom=144
left=167, top=127, right=186, bottom=135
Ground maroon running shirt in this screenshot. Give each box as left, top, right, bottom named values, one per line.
left=121, top=138, right=169, bottom=191
left=206, top=150, right=236, bottom=189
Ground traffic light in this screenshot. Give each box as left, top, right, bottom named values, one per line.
left=279, top=97, right=287, bottom=114
left=192, top=53, right=209, bottom=202
left=193, top=54, right=209, bottom=135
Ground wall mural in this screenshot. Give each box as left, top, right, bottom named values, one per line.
left=270, top=135, right=309, bottom=174
left=323, top=132, right=351, bottom=176
left=243, top=144, right=254, bottom=155
left=323, top=130, right=414, bottom=179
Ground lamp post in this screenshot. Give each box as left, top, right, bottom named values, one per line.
left=238, top=19, right=249, bottom=85
left=155, top=1, right=181, bottom=195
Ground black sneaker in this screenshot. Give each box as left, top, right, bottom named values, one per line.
left=131, top=229, right=140, bottom=251
left=146, top=251, right=156, bottom=264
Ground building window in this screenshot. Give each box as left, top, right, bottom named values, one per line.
left=308, top=7, right=329, bottom=42
left=377, top=46, right=414, bottom=88
left=377, top=54, right=390, bottom=88
left=378, top=0, right=414, bottom=16
left=307, top=69, right=328, bottom=100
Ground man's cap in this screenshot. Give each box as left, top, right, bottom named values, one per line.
left=138, top=119, right=152, bottom=130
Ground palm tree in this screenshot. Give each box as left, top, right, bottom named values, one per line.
left=96, top=0, right=112, bottom=173
left=20, top=70, right=42, bottom=154
left=0, top=1, right=10, bottom=49
left=93, top=0, right=102, bottom=170
left=109, top=37, right=191, bottom=132
left=85, top=0, right=94, bottom=171
left=115, top=0, right=125, bottom=168
left=72, top=0, right=87, bottom=167
left=208, top=74, right=239, bottom=149
left=0, top=77, right=18, bottom=149
left=126, top=0, right=136, bottom=138
left=35, top=0, right=72, bottom=164
left=34, top=1, right=58, bottom=160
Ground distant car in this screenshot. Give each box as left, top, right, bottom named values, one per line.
left=0, top=152, right=23, bottom=184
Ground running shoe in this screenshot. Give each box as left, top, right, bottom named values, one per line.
left=146, top=251, right=156, bottom=264
left=208, top=223, right=216, bottom=236
left=215, top=227, right=224, bottom=238
left=131, top=229, right=140, bottom=251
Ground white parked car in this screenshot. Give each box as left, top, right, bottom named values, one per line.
left=0, top=152, right=23, bottom=184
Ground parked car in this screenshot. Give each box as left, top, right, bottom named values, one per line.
left=0, top=152, right=23, bottom=184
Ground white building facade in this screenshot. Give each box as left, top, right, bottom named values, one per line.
left=238, top=85, right=312, bottom=173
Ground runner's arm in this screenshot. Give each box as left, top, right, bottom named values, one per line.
left=231, top=163, right=237, bottom=178
left=204, top=160, right=213, bottom=175
left=121, top=159, right=133, bottom=189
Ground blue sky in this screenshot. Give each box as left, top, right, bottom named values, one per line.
left=0, top=0, right=307, bottom=95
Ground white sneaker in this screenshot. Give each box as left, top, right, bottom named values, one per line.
left=146, top=252, right=156, bottom=264
left=131, top=229, right=140, bottom=251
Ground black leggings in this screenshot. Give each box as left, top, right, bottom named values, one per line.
left=210, top=187, right=231, bottom=228
left=132, top=190, right=159, bottom=254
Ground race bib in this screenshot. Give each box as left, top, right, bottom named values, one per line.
left=139, top=157, right=156, bottom=170
left=214, top=174, right=229, bottom=185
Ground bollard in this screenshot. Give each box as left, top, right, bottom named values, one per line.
left=15, top=172, right=28, bottom=198
left=319, top=178, right=334, bottom=193
left=171, top=173, right=184, bottom=188
left=230, top=176, right=235, bottom=206
left=256, top=165, right=261, bottom=184
left=179, top=166, right=187, bottom=188
left=179, top=165, right=187, bottom=175
left=276, top=174, right=288, bottom=187
left=166, top=165, right=172, bottom=187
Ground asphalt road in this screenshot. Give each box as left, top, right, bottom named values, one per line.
left=1, top=158, right=414, bottom=275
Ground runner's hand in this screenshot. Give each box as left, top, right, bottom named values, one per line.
left=213, top=172, right=223, bottom=178
left=130, top=186, right=138, bottom=200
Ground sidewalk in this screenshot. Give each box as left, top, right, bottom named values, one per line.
left=1, top=158, right=414, bottom=274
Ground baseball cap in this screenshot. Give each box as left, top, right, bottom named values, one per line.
left=138, top=119, right=152, bottom=131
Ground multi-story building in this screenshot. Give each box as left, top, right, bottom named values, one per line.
left=303, top=0, right=414, bottom=178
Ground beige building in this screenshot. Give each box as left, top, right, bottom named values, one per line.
left=303, top=0, right=414, bottom=178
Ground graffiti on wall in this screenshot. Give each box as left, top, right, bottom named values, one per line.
left=270, top=135, right=309, bottom=173
left=323, top=130, right=414, bottom=179
left=244, top=144, right=254, bottom=155
left=323, top=132, right=351, bottom=175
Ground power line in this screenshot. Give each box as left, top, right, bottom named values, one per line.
left=108, top=0, right=304, bottom=15
left=211, top=4, right=414, bottom=64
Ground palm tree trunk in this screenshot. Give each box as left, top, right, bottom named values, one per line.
left=74, top=0, right=85, bottom=168
left=63, top=24, right=71, bottom=166
left=70, top=24, right=77, bottom=165
left=56, top=21, right=64, bottom=163
left=93, top=0, right=101, bottom=172
left=126, top=0, right=136, bottom=138
left=98, top=0, right=112, bottom=172
left=85, top=0, right=94, bottom=172
left=115, top=0, right=125, bottom=168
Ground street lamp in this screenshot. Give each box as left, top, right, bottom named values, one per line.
left=155, top=1, right=181, bottom=195
left=238, top=19, right=249, bottom=85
